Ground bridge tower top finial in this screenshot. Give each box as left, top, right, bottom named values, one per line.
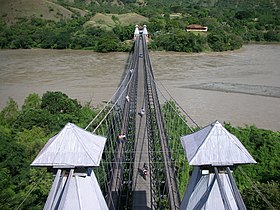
left=134, top=24, right=139, bottom=35
left=143, top=25, right=148, bottom=35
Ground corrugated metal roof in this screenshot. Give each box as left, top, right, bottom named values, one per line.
left=180, top=121, right=256, bottom=166
left=31, top=122, right=106, bottom=167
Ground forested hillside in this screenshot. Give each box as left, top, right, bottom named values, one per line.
left=0, top=92, right=279, bottom=209
left=0, top=0, right=279, bottom=52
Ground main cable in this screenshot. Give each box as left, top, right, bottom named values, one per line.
left=92, top=70, right=135, bottom=133
left=85, top=70, right=131, bottom=130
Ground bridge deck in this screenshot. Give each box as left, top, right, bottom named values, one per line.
left=132, top=40, right=151, bottom=210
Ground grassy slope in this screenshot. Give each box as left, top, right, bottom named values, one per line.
left=68, top=6, right=88, bottom=17
left=0, top=0, right=74, bottom=24
left=0, top=0, right=146, bottom=28
left=84, top=13, right=149, bottom=30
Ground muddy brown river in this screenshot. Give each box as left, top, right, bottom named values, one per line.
left=0, top=45, right=279, bottom=131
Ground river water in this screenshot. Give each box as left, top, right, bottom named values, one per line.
left=0, top=45, right=279, bottom=131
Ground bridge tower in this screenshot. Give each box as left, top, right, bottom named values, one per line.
left=143, top=25, right=148, bottom=41
left=134, top=24, right=148, bottom=41
left=180, top=121, right=256, bottom=210
left=134, top=24, right=139, bottom=40
left=31, top=122, right=108, bottom=210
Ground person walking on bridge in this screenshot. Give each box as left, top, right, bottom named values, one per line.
left=139, top=108, right=145, bottom=117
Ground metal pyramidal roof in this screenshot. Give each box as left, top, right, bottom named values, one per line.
left=31, top=122, right=106, bottom=167
left=44, top=169, right=108, bottom=210
left=180, top=120, right=256, bottom=166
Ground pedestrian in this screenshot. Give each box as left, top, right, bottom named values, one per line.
left=140, top=108, right=145, bottom=116
left=126, top=95, right=130, bottom=102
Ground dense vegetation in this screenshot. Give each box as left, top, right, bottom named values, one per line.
left=0, top=0, right=279, bottom=52
left=0, top=92, right=97, bottom=210
left=162, top=101, right=280, bottom=210
left=0, top=92, right=279, bottom=209
left=225, top=123, right=280, bottom=210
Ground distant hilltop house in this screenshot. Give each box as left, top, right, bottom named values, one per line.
left=186, top=24, right=208, bottom=32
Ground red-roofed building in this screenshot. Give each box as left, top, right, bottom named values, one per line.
left=186, top=24, right=208, bottom=32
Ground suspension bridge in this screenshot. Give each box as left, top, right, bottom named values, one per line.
left=88, top=27, right=186, bottom=210
left=29, top=25, right=263, bottom=210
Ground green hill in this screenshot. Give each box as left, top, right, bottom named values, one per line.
left=0, top=0, right=279, bottom=51
left=0, top=0, right=76, bottom=24
left=84, top=12, right=148, bottom=30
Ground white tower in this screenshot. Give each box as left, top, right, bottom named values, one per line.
left=31, top=123, right=108, bottom=210
left=143, top=24, right=148, bottom=41
left=134, top=24, right=139, bottom=40
left=180, top=121, right=256, bottom=210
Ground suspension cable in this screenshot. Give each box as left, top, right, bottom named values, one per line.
left=238, top=167, right=276, bottom=210
left=158, top=80, right=200, bottom=129
left=143, top=58, right=198, bottom=131
left=92, top=70, right=135, bottom=133
left=15, top=172, right=45, bottom=210
left=85, top=71, right=131, bottom=130
left=156, top=85, right=194, bottom=133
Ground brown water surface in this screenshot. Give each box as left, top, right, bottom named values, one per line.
left=0, top=45, right=279, bottom=130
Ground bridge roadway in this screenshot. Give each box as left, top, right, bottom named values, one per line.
left=132, top=37, right=151, bottom=210
left=131, top=35, right=180, bottom=210
left=108, top=35, right=180, bottom=210
left=142, top=36, right=180, bottom=210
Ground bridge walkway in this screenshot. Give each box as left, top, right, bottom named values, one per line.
left=132, top=37, right=151, bottom=210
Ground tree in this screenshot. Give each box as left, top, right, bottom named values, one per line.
left=95, top=35, right=120, bottom=52
left=16, top=126, right=47, bottom=161
left=12, top=108, right=53, bottom=133
left=242, top=181, right=280, bottom=210
left=41, top=91, right=81, bottom=114
left=207, top=31, right=243, bottom=51
left=0, top=97, right=19, bottom=126
left=113, top=25, right=135, bottom=41
left=264, top=30, right=280, bottom=42
left=22, top=93, right=41, bottom=111
left=235, top=10, right=254, bottom=20
left=227, top=34, right=243, bottom=50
